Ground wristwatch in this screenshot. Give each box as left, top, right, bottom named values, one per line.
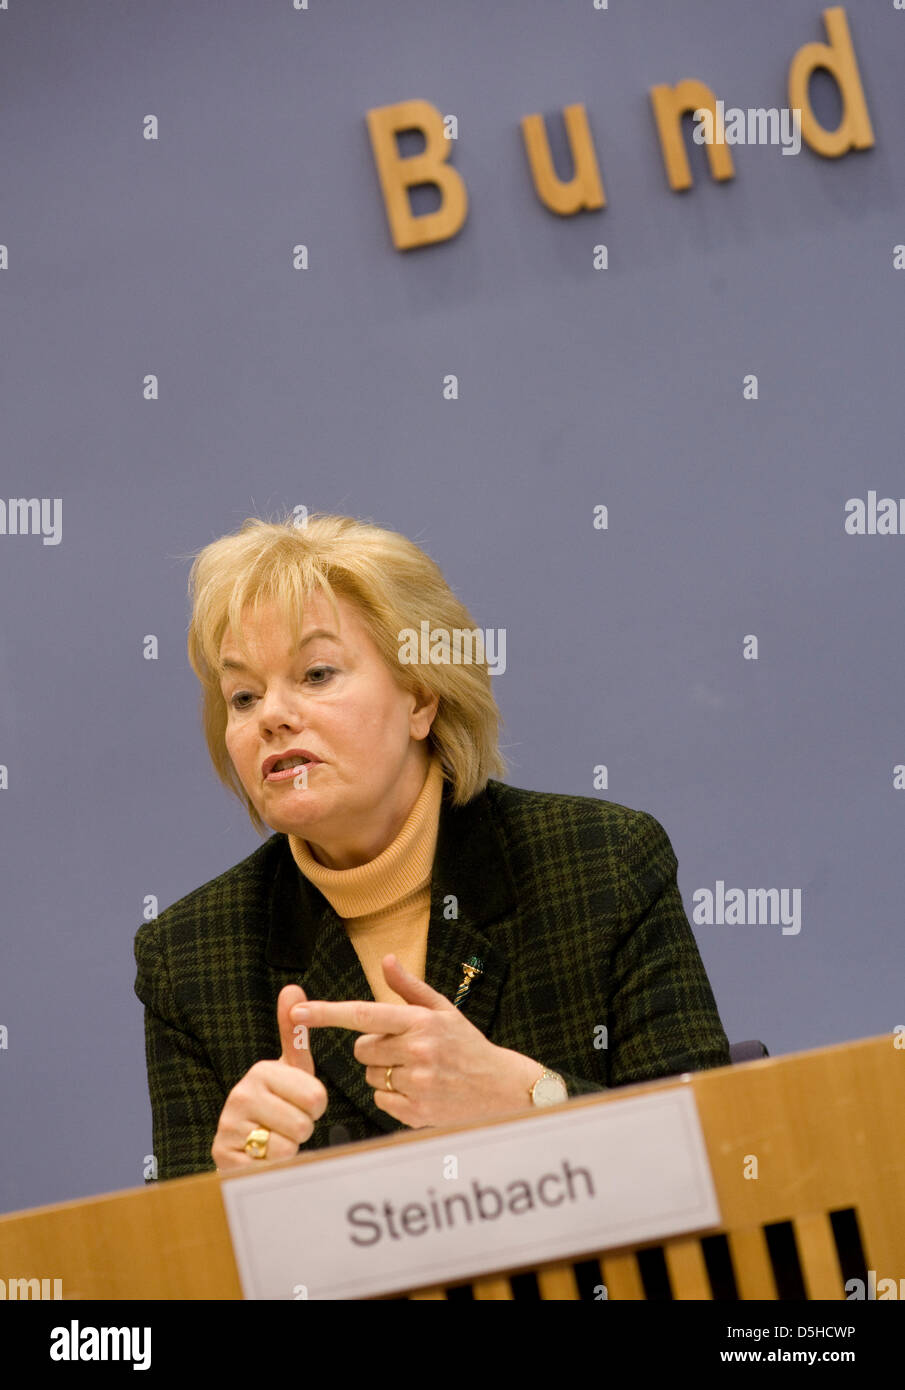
left=529, top=1068, right=568, bottom=1107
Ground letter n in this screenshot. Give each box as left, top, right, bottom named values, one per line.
left=649, top=80, right=735, bottom=190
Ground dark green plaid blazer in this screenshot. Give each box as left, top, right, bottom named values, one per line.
left=134, top=779, right=731, bottom=1182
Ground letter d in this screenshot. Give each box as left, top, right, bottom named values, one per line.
left=788, top=7, right=874, bottom=157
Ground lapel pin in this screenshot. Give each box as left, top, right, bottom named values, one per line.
left=453, top=955, right=485, bottom=1008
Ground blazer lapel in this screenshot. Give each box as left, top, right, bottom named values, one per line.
left=424, top=779, right=516, bottom=1041
left=264, top=777, right=518, bottom=1133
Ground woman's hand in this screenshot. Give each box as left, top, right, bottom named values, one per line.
left=211, top=985, right=328, bottom=1171
left=290, top=955, right=544, bottom=1129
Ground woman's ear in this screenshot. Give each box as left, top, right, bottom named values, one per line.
left=410, top=685, right=439, bottom=738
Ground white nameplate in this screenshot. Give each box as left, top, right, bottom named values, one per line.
left=220, top=1085, right=720, bottom=1300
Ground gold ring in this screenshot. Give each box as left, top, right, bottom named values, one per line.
left=244, top=1126, right=270, bottom=1159
left=385, top=1065, right=394, bottom=1092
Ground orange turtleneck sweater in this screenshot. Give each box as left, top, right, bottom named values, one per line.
left=286, top=756, right=445, bottom=1005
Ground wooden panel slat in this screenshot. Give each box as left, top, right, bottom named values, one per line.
left=726, top=1226, right=778, bottom=1300
left=852, top=1195, right=905, bottom=1294
left=472, top=1275, right=513, bottom=1300
left=794, top=1211, right=844, bottom=1300
left=599, top=1251, right=645, bottom=1300
left=536, top=1261, right=580, bottom=1300
left=664, top=1238, right=712, bottom=1299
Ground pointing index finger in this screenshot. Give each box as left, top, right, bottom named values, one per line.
left=292, top=999, right=414, bottom=1035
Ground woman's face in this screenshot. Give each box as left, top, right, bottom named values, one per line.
left=219, top=593, right=438, bottom=867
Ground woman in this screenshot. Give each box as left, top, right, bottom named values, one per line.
left=134, top=512, right=731, bottom=1182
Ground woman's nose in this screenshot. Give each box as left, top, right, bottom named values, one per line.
left=256, top=684, right=304, bottom=728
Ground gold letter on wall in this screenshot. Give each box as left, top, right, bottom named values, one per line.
left=520, top=105, right=605, bottom=215
left=649, top=80, right=735, bottom=191
left=788, top=6, right=874, bottom=157
left=365, top=99, right=468, bottom=250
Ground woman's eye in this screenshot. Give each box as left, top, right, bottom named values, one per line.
left=228, top=668, right=335, bottom=709
left=306, top=666, right=335, bottom=685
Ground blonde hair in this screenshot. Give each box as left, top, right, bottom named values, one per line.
left=186, top=511, right=507, bottom=834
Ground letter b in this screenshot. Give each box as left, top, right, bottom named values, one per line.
left=472, top=1179, right=503, bottom=1220
left=365, top=99, right=468, bottom=250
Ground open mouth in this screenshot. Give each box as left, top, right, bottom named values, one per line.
left=263, top=752, right=321, bottom=781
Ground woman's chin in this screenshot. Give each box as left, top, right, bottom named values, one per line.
left=259, top=788, right=327, bottom=837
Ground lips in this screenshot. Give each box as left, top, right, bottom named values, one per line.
left=262, top=749, right=322, bottom=780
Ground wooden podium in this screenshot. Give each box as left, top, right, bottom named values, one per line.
left=1, top=1034, right=902, bottom=1300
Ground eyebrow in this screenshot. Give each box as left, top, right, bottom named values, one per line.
left=219, top=628, right=341, bottom=675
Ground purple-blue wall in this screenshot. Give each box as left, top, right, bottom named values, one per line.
left=1, top=0, right=902, bottom=1211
